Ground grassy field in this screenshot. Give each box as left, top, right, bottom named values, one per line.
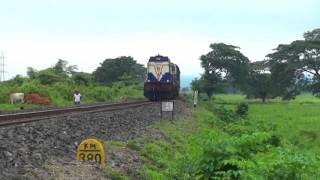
left=249, top=99, right=320, bottom=152
left=0, top=83, right=144, bottom=110
left=214, top=94, right=320, bottom=152
left=131, top=94, right=320, bottom=179
left=35, top=94, right=320, bottom=179
left=0, top=103, right=40, bottom=111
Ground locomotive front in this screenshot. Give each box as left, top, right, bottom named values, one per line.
left=144, top=55, right=180, bottom=101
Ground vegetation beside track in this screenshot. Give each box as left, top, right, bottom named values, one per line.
left=102, top=94, right=320, bottom=179
left=0, top=81, right=143, bottom=109
left=0, top=58, right=144, bottom=109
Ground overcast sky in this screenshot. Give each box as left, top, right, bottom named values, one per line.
left=0, top=0, right=319, bottom=79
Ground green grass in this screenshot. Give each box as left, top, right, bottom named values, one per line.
left=0, top=83, right=144, bottom=109
left=214, top=94, right=246, bottom=103
left=140, top=108, right=210, bottom=179
left=0, top=103, right=40, bottom=110
left=248, top=99, right=320, bottom=152
left=292, top=93, right=320, bottom=103
left=135, top=94, right=320, bottom=179
left=211, top=94, right=320, bottom=151
left=212, top=93, right=320, bottom=104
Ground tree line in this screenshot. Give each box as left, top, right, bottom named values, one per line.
left=0, top=57, right=145, bottom=105
left=19, top=56, right=145, bottom=86
left=192, top=28, right=320, bottom=102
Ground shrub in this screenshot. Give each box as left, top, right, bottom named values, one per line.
left=72, top=72, right=92, bottom=86
left=0, top=85, right=16, bottom=103
left=86, top=86, right=113, bottom=102
left=37, top=69, right=63, bottom=85
left=51, top=82, right=76, bottom=101
left=213, top=103, right=249, bottom=123
left=235, top=102, right=248, bottom=117
left=20, top=80, right=50, bottom=96
left=195, top=131, right=273, bottom=179
left=143, top=168, right=164, bottom=180
left=213, top=105, right=237, bottom=123
left=244, top=147, right=320, bottom=179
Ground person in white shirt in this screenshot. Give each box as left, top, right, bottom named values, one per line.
left=74, top=91, right=81, bottom=105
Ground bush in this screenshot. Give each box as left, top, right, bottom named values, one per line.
left=72, top=72, right=92, bottom=86
left=195, top=131, right=273, bottom=179
left=0, top=85, right=17, bottom=103
left=193, top=131, right=312, bottom=179
left=20, top=80, right=50, bottom=96
left=235, top=102, right=248, bottom=117
left=214, top=105, right=237, bottom=123
left=84, top=86, right=113, bottom=102
left=212, top=103, right=248, bottom=123
left=37, top=69, right=64, bottom=85
left=244, top=148, right=320, bottom=179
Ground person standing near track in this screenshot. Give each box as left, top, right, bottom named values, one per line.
left=74, top=90, right=81, bottom=105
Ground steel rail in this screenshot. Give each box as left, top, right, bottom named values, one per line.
left=0, top=100, right=152, bottom=127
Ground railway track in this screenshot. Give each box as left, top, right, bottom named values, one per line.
left=0, top=100, right=152, bottom=127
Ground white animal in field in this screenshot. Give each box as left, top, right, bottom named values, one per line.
left=10, top=93, right=24, bottom=104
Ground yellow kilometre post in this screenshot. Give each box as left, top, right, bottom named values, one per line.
left=76, top=138, right=106, bottom=167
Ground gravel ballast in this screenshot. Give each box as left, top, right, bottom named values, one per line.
left=0, top=100, right=187, bottom=178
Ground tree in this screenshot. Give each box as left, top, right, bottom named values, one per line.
left=237, top=60, right=275, bottom=102
left=191, top=73, right=223, bottom=100
left=34, top=60, right=78, bottom=85
left=53, top=59, right=78, bottom=77
left=191, top=78, right=201, bottom=92
left=199, top=43, right=250, bottom=98
left=93, top=56, right=145, bottom=85
left=304, top=28, right=320, bottom=41
left=246, top=69, right=273, bottom=102
left=37, top=69, right=64, bottom=85
left=26, top=67, right=37, bottom=79
left=11, top=75, right=26, bottom=85
left=201, top=73, right=223, bottom=99
left=72, top=72, right=92, bottom=86
left=267, top=28, right=320, bottom=98
left=270, top=60, right=301, bottom=100
left=191, top=76, right=215, bottom=99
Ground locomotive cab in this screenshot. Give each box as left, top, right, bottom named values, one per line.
left=144, top=55, right=180, bottom=101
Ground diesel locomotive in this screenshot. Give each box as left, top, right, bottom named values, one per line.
left=144, top=55, right=180, bottom=101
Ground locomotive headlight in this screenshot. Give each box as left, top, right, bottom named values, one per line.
left=166, top=80, right=169, bottom=82
left=147, top=80, right=150, bottom=82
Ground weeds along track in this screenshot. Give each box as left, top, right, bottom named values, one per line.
left=0, top=100, right=152, bottom=127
